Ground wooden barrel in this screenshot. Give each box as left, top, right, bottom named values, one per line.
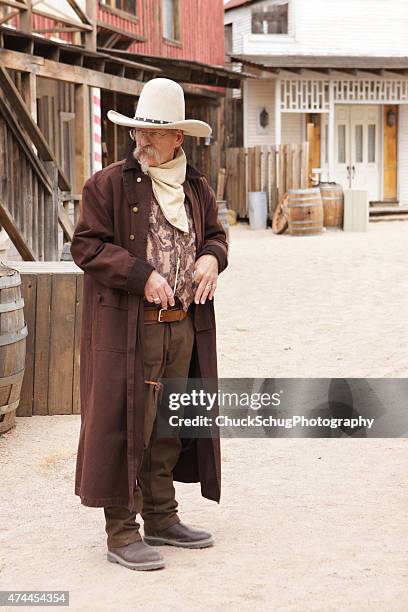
left=0, top=266, right=27, bottom=434
left=285, top=188, right=324, bottom=236
left=216, top=200, right=230, bottom=243
left=319, top=182, right=344, bottom=228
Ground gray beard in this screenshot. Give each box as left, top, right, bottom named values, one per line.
left=138, top=157, right=150, bottom=175
left=133, top=144, right=161, bottom=174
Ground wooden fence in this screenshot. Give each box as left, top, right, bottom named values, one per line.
left=225, top=143, right=309, bottom=218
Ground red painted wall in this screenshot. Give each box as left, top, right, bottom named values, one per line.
left=22, top=2, right=224, bottom=66
left=98, top=0, right=225, bottom=64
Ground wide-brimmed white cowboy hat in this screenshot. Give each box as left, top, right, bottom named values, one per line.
left=107, top=77, right=212, bottom=138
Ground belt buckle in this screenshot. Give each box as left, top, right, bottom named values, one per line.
left=158, top=308, right=165, bottom=323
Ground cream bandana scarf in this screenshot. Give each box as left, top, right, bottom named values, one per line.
left=147, top=147, right=188, bottom=233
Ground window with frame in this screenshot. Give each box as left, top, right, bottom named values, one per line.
left=162, top=0, right=180, bottom=42
left=251, top=0, right=288, bottom=35
left=101, top=0, right=137, bottom=17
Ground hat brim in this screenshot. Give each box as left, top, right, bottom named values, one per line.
left=107, top=110, right=212, bottom=138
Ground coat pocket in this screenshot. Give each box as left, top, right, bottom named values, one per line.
left=95, top=289, right=128, bottom=353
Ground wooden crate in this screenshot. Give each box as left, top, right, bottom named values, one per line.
left=5, top=261, right=83, bottom=416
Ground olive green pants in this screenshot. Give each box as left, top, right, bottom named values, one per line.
left=104, top=310, right=194, bottom=549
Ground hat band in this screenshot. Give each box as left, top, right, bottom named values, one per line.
left=133, top=116, right=172, bottom=125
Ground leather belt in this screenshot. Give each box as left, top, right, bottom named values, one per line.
left=144, top=305, right=188, bottom=323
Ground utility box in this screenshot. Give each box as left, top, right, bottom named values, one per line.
left=343, top=189, right=369, bottom=232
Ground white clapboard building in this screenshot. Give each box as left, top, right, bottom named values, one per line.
left=225, top=0, right=408, bottom=205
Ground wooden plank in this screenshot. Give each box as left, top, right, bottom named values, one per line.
left=0, top=0, right=27, bottom=9
left=13, top=133, right=20, bottom=228
left=30, top=167, right=36, bottom=257
left=5, top=262, right=82, bottom=272
left=33, top=8, right=93, bottom=31
left=0, top=199, right=36, bottom=260
left=301, top=142, right=309, bottom=188
left=383, top=105, right=398, bottom=200
left=288, top=144, right=294, bottom=190
left=0, top=49, right=146, bottom=95
left=48, top=274, right=77, bottom=415
left=19, top=0, right=32, bottom=34
left=85, top=0, right=97, bottom=51
left=34, top=178, right=41, bottom=259
left=370, top=214, right=408, bottom=222
left=8, top=125, right=15, bottom=221
left=17, top=273, right=36, bottom=417
left=58, top=203, right=75, bottom=241
left=72, top=274, right=83, bottom=414
left=40, top=185, right=45, bottom=261
left=0, top=119, right=4, bottom=203
left=0, top=9, right=19, bottom=26
left=33, top=273, right=51, bottom=415
left=216, top=168, right=226, bottom=200
left=65, top=0, right=92, bottom=26
left=244, top=147, right=249, bottom=215
left=21, top=154, right=28, bottom=247
left=44, top=161, right=59, bottom=261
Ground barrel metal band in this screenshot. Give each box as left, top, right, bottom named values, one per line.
left=0, top=324, right=28, bottom=346
left=0, top=275, right=21, bottom=289
left=0, top=369, right=25, bottom=387
left=0, top=398, right=20, bottom=415
left=0, top=297, right=24, bottom=313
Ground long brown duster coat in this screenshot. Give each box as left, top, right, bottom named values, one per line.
left=70, top=149, right=228, bottom=512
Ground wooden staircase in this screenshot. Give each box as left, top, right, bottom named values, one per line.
left=369, top=202, right=408, bottom=222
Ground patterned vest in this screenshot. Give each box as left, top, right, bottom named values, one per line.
left=145, top=193, right=196, bottom=311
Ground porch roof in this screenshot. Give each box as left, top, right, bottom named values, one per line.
left=0, top=26, right=160, bottom=83
left=229, top=54, right=408, bottom=76
left=98, top=49, right=257, bottom=89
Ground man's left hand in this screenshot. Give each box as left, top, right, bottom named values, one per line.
left=193, top=254, right=219, bottom=304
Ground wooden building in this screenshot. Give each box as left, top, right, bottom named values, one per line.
left=0, top=0, right=248, bottom=261
left=225, top=0, right=408, bottom=212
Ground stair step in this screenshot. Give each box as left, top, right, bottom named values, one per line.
left=370, top=206, right=408, bottom=215
left=370, top=214, right=408, bottom=222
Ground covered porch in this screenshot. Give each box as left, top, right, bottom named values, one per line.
left=231, top=54, right=408, bottom=211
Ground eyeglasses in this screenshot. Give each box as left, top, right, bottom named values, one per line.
left=130, top=128, right=172, bottom=141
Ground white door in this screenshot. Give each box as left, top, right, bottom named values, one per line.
left=333, top=105, right=380, bottom=201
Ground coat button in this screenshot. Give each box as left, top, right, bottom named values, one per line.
left=136, top=177, right=142, bottom=183
left=132, top=206, right=139, bottom=213
left=129, top=234, right=135, bottom=240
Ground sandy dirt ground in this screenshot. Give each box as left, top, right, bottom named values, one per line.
left=1, top=221, right=407, bottom=612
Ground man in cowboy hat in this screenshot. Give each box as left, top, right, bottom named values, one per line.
left=70, top=78, right=228, bottom=571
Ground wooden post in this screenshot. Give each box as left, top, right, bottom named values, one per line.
left=274, top=77, right=282, bottom=195
left=21, top=71, right=36, bottom=122
left=19, top=0, right=33, bottom=34
left=85, top=0, right=97, bottom=52
left=328, top=81, right=335, bottom=182
left=44, top=162, right=59, bottom=261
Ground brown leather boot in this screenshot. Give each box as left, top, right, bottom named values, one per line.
left=144, top=522, right=214, bottom=549
left=107, top=540, right=165, bottom=571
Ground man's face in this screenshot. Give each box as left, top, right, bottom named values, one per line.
left=132, top=128, right=184, bottom=170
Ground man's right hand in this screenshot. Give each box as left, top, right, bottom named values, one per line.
left=144, top=271, right=175, bottom=309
